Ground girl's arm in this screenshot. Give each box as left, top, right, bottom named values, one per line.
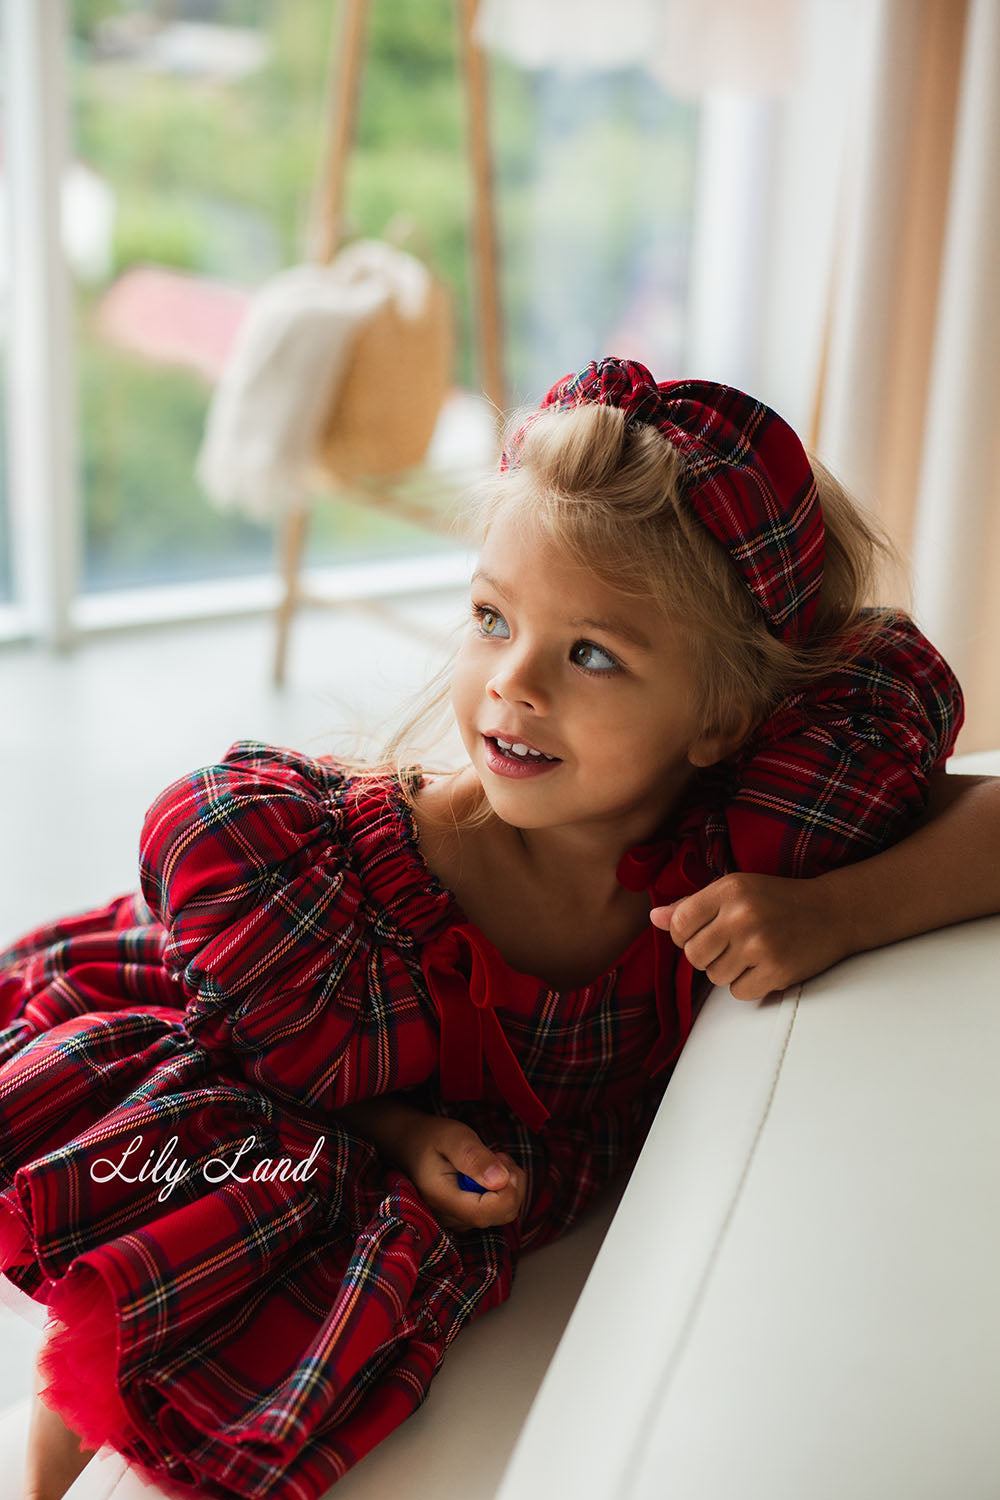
left=652, top=773, right=1000, bottom=1001
left=826, top=771, right=1000, bottom=943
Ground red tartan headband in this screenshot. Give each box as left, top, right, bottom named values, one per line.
left=501, top=357, right=826, bottom=644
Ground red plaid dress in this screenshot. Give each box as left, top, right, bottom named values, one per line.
left=0, top=610, right=962, bottom=1500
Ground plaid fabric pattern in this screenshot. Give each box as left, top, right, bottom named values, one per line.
left=616, top=608, right=964, bottom=1076
left=702, top=609, right=965, bottom=877
left=0, top=595, right=962, bottom=1499
left=503, top=357, right=825, bottom=642
left=0, top=743, right=665, bottom=1499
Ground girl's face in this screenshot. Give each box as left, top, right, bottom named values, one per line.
left=451, top=510, right=727, bottom=843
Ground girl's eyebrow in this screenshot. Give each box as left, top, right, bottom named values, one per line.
left=470, top=569, right=651, bottom=651
left=571, top=614, right=651, bottom=651
left=470, top=568, right=508, bottom=595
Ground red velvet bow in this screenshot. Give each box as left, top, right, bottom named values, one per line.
left=420, top=923, right=550, bottom=1131
left=617, top=837, right=710, bottom=1077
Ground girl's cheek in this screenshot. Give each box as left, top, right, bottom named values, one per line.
left=449, top=665, right=479, bottom=729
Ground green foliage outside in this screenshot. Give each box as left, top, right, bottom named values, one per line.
left=0, top=364, right=9, bottom=604
left=72, top=0, right=513, bottom=588
left=79, top=314, right=452, bottom=589
left=68, top=0, right=695, bottom=592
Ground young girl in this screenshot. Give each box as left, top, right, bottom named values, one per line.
left=2, top=358, right=998, bottom=1500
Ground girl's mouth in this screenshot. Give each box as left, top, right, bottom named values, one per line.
left=482, top=735, right=562, bottom=779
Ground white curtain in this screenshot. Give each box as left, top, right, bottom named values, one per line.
left=817, top=0, right=1000, bottom=753
left=474, top=0, right=802, bottom=92
left=909, top=0, right=1000, bottom=750
left=476, top=0, right=1000, bottom=751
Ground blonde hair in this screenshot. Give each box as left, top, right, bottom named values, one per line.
left=343, top=402, right=904, bottom=827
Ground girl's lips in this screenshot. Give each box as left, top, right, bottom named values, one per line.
left=482, top=729, right=557, bottom=758
left=482, top=735, right=562, bottom=779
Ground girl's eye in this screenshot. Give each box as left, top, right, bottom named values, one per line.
left=471, top=604, right=509, bottom=638
left=470, top=606, right=621, bottom=675
left=570, top=640, right=621, bottom=674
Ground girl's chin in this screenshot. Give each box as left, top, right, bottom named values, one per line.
left=480, top=798, right=563, bottom=832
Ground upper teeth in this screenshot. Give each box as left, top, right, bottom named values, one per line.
left=496, top=737, right=554, bottom=761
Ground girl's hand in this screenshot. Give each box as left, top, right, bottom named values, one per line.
left=401, top=1116, right=527, bottom=1233
left=650, top=872, right=848, bottom=1002
left=339, top=1096, right=526, bottom=1231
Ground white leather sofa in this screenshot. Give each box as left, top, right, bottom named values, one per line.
left=498, top=748, right=1000, bottom=1500
left=2, top=753, right=998, bottom=1500
left=498, top=908, right=1000, bottom=1500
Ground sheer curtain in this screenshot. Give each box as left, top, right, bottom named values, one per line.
left=909, top=0, right=1000, bottom=755
left=693, top=0, right=999, bottom=752
left=478, top=0, right=999, bottom=753
left=817, top=0, right=999, bottom=754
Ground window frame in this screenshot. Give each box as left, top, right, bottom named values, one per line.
left=2, top=0, right=78, bottom=647
left=1, top=6, right=787, bottom=649
left=0, top=0, right=473, bottom=648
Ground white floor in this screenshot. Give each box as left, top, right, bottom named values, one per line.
left=0, top=595, right=623, bottom=1499
left=0, top=592, right=469, bottom=947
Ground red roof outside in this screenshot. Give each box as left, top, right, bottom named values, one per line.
left=94, top=265, right=251, bottom=383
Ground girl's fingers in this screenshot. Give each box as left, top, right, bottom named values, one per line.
left=446, top=1176, right=524, bottom=1230
left=683, top=928, right=730, bottom=973
left=728, top=969, right=785, bottom=1003
left=650, top=889, right=721, bottom=946
left=450, top=1131, right=509, bottom=1191
left=726, top=967, right=759, bottom=1000
left=436, top=1151, right=524, bottom=1230
left=651, top=903, right=730, bottom=971
left=704, top=947, right=748, bottom=987
left=672, top=892, right=707, bottom=936
left=474, top=1156, right=525, bottom=1226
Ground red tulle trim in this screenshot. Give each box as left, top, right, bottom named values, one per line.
left=37, top=1264, right=132, bottom=1454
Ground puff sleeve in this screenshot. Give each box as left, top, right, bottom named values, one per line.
left=139, top=741, right=439, bottom=1108
left=699, top=611, right=965, bottom=879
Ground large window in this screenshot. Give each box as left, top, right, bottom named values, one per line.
left=0, top=349, right=10, bottom=607
left=496, top=66, right=696, bottom=402
left=72, top=1, right=337, bottom=591
left=69, top=3, right=698, bottom=598
left=2, top=2, right=701, bottom=630
left=0, top=40, right=10, bottom=607
left=70, top=1, right=517, bottom=596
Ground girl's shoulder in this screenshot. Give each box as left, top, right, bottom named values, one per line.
left=406, top=767, right=481, bottom=891
left=697, top=610, right=965, bottom=881
left=140, top=741, right=461, bottom=951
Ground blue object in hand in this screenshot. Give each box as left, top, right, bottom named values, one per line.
left=457, top=1172, right=487, bottom=1193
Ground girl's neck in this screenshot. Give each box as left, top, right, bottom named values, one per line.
left=496, top=821, right=640, bottom=915
left=455, top=763, right=691, bottom=903
left=411, top=766, right=687, bottom=989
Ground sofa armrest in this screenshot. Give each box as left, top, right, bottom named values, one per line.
left=498, top=912, right=1000, bottom=1500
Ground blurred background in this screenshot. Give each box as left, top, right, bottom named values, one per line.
left=1, top=0, right=998, bottom=940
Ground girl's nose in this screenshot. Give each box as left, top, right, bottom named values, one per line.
left=486, top=650, right=552, bottom=712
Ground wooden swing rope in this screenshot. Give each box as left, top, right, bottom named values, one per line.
left=455, top=0, right=506, bottom=416
left=273, top=0, right=505, bottom=684
left=309, top=0, right=368, bottom=268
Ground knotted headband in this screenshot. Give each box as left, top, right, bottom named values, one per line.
left=501, top=357, right=826, bottom=645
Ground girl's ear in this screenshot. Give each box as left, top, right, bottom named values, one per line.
left=687, top=712, right=754, bottom=768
